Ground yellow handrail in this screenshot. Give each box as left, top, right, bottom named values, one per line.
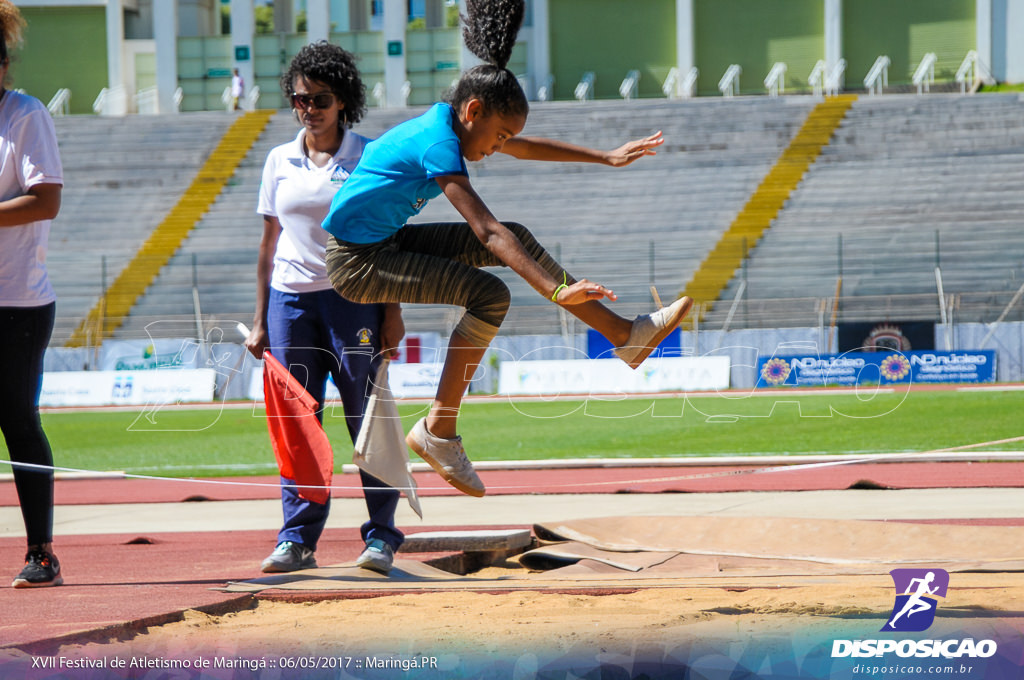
left=680, top=95, right=857, bottom=323
left=66, top=110, right=275, bottom=347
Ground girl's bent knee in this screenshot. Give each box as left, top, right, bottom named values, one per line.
left=472, top=282, right=511, bottom=327
left=455, top=314, right=500, bottom=347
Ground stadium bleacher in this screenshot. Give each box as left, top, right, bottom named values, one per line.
left=112, top=107, right=430, bottom=341
left=711, top=93, right=1024, bottom=327
left=407, top=96, right=818, bottom=334
left=48, top=112, right=236, bottom=345
left=46, top=92, right=1024, bottom=345
left=97, top=95, right=817, bottom=341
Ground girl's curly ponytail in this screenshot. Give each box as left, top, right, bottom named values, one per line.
left=446, top=0, right=528, bottom=120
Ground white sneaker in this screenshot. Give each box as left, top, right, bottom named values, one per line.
left=614, top=296, right=694, bottom=369
left=406, top=418, right=485, bottom=497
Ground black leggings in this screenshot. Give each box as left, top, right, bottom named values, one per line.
left=326, top=222, right=571, bottom=347
left=0, top=303, right=55, bottom=546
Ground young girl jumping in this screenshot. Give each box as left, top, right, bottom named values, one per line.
left=323, top=0, right=692, bottom=497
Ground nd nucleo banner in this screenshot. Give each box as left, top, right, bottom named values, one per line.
left=756, top=350, right=996, bottom=388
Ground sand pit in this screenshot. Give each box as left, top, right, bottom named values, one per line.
left=12, top=516, right=1024, bottom=678
left=49, top=570, right=1024, bottom=654
left=18, top=568, right=1024, bottom=680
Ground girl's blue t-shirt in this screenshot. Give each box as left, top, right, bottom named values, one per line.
left=322, top=102, right=468, bottom=244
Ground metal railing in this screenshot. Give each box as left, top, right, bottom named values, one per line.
left=655, top=66, right=696, bottom=99
left=679, top=67, right=699, bottom=99
left=136, top=87, right=184, bottom=114
left=135, top=87, right=159, bottom=115
left=912, top=52, right=937, bottom=94
left=661, top=67, right=679, bottom=99
left=47, top=88, right=71, bottom=117
left=808, top=60, right=826, bottom=98
left=955, top=50, right=993, bottom=94
left=574, top=71, right=595, bottom=102
left=864, top=56, right=890, bottom=95
left=48, top=288, right=1024, bottom=348
left=718, top=64, right=741, bottom=98
left=93, top=85, right=127, bottom=116
left=618, top=69, right=640, bottom=100
left=825, top=59, right=846, bottom=96
left=246, top=85, right=262, bottom=110
left=764, top=62, right=787, bottom=98
left=516, top=75, right=530, bottom=98
left=536, top=74, right=555, bottom=102
left=699, top=290, right=1024, bottom=330
left=370, top=80, right=411, bottom=109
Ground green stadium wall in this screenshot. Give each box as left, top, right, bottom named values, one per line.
left=549, top=0, right=676, bottom=100
left=695, top=0, right=824, bottom=96
left=6, top=1, right=983, bottom=114
left=14, top=7, right=107, bottom=115
left=843, top=0, right=975, bottom=86
left=177, top=28, right=470, bottom=111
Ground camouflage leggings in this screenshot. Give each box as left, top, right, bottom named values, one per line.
left=326, top=222, right=570, bottom=347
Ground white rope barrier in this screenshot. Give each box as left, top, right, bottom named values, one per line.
left=3, top=433, right=1023, bottom=495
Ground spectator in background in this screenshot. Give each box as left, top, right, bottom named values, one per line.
left=244, top=41, right=405, bottom=575
left=0, top=0, right=64, bottom=588
left=231, top=68, right=245, bottom=111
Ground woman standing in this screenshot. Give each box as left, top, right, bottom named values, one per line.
left=245, top=42, right=406, bottom=574
left=0, top=0, right=64, bottom=588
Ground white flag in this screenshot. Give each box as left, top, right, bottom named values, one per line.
left=353, top=359, right=422, bottom=518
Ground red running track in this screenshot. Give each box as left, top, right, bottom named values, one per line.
left=1, top=462, right=1022, bottom=652
left=2, top=461, right=1023, bottom=506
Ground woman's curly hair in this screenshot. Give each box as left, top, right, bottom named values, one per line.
left=0, top=0, right=26, bottom=64
left=445, top=0, right=528, bottom=119
left=280, top=41, right=366, bottom=128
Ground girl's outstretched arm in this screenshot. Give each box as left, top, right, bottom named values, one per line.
left=437, top=174, right=616, bottom=305
left=500, top=131, right=663, bottom=167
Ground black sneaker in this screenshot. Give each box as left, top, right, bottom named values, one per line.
left=260, top=541, right=317, bottom=573
left=12, top=548, right=63, bottom=588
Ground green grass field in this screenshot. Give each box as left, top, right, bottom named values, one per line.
left=980, top=82, right=1024, bottom=93
left=2, top=388, right=1020, bottom=478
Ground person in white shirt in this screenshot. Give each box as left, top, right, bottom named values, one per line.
left=244, top=42, right=405, bottom=575
left=231, top=68, right=245, bottom=110
left=0, top=0, right=64, bottom=588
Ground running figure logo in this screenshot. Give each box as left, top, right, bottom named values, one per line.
left=882, top=568, right=949, bottom=632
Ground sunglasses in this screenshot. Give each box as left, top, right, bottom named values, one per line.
left=290, top=92, right=337, bottom=110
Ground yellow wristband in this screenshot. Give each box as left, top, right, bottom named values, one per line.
left=551, top=272, right=569, bottom=302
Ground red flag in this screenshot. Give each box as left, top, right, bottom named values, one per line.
left=262, top=351, right=333, bottom=505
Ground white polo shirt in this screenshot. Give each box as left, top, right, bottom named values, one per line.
left=258, top=128, right=369, bottom=294
left=0, top=90, right=63, bottom=307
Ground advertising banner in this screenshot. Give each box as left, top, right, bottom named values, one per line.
left=756, top=350, right=996, bottom=388
left=40, top=369, right=217, bottom=407
left=246, top=362, right=447, bottom=401
left=838, top=321, right=936, bottom=353
left=98, top=338, right=205, bottom=371
left=499, top=356, right=731, bottom=395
